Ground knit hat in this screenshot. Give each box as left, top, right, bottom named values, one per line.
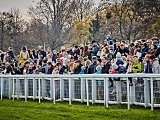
left=149, top=54, right=156, bottom=60
left=116, top=52, right=121, bottom=58
left=112, top=63, right=118, bottom=70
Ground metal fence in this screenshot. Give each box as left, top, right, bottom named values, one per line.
left=1, top=74, right=160, bottom=111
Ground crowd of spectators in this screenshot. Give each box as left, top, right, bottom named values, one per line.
left=0, top=35, right=160, bottom=92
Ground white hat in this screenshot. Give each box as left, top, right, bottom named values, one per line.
left=116, top=52, right=121, bottom=58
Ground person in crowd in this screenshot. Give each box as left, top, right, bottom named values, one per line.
left=101, top=56, right=111, bottom=74
left=149, top=54, right=160, bottom=92
left=23, top=61, right=30, bottom=74
left=59, top=59, right=71, bottom=74
left=37, top=46, right=46, bottom=58
left=84, top=59, right=91, bottom=74
left=109, top=63, right=119, bottom=94
left=95, top=65, right=102, bottom=99
left=52, top=50, right=57, bottom=63
left=52, top=63, right=59, bottom=74
left=100, top=47, right=110, bottom=58
left=28, top=62, right=36, bottom=74
left=46, top=62, right=54, bottom=74
left=117, top=43, right=129, bottom=57
left=144, top=55, right=152, bottom=73
left=74, top=60, right=83, bottom=74
left=3, top=62, right=14, bottom=75
left=90, top=40, right=99, bottom=58
left=87, top=56, right=97, bottom=74
left=8, top=47, right=15, bottom=59
left=0, top=50, right=4, bottom=62
left=19, top=46, right=30, bottom=63
left=46, top=54, right=53, bottom=63
left=116, top=52, right=124, bottom=66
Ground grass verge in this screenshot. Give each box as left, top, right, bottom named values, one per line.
left=0, top=99, right=160, bottom=120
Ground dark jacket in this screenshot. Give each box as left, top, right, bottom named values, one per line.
left=52, top=54, right=57, bottom=63
left=87, top=61, right=97, bottom=74
left=47, top=66, right=54, bottom=74
left=144, top=61, right=152, bottom=73
left=74, top=63, right=83, bottom=74
left=102, top=61, right=111, bottom=74
left=118, top=48, right=129, bottom=57
left=59, top=65, right=70, bottom=74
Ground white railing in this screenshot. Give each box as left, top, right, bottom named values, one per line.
left=1, top=74, right=160, bottom=111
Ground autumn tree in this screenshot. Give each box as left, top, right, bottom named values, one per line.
left=0, top=9, right=26, bottom=51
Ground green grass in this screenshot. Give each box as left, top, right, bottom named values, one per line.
left=0, top=99, right=160, bottom=120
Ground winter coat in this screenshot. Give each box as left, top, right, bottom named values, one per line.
left=151, top=59, right=160, bottom=74
left=88, top=61, right=97, bottom=74
left=132, top=62, right=142, bottom=73
left=116, top=59, right=124, bottom=66
left=144, top=61, right=152, bottom=73
left=102, top=61, right=111, bottom=74
left=90, top=45, right=99, bottom=58
left=19, top=51, right=30, bottom=63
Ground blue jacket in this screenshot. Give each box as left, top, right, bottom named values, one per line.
left=88, top=61, right=97, bottom=74
left=90, top=45, right=99, bottom=58
left=116, top=59, right=124, bottom=66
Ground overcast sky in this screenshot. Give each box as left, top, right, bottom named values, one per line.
left=0, top=0, right=101, bottom=15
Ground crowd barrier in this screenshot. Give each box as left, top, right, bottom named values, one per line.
left=0, top=74, right=160, bottom=111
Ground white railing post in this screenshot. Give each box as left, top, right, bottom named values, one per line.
left=12, top=78, right=15, bottom=100
left=16, top=78, right=20, bottom=99
left=33, top=78, right=37, bottom=100
left=38, top=78, right=41, bottom=103
left=60, top=78, right=64, bottom=101
left=130, top=78, right=135, bottom=104
left=71, top=79, right=74, bottom=101
left=105, top=78, right=109, bottom=108
left=53, top=78, right=56, bottom=104
left=86, top=78, right=89, bottom=106
left=104, top=78, right=106, bottom=105
left=41, top=77, right=45, bottom=99
left=127, top=78, right=130, bottom=110
left=1, top=78, right=3, bottom=100
left=50, top=78, right=53, bottom=100
left=81, top=78, right=85, bottom=103
left=150, top=78, right=154, bottom=111
left=8, top=77, right=12, bottom=99
left=92, top=78, right=96, bottom=104
left=144, top=78, right=150, bottom=108
left=117, top=80, right=122, bottom=103
left=25, top=77, right=28, bottom=102
left=69, top=78, right=72, bottom=105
